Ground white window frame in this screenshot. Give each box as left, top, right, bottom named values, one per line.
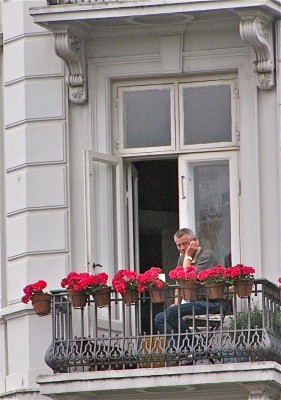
left=115, top=83, right=176, bottom=155
left=113, top=76, right=239, bottom=156
left=178, top=79, right=239, bottom=150
left=83, top=150, right=127, bottom=275
left=178, top=151, right=240, bottom=265
left=126, top=162, right=140, bottom=273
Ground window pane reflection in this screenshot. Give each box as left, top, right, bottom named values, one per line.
left=123, top=89, right=171, bottom=148
left=194, top=162, right=231, bottom=266
left=183, top=85, right=232, bottom=144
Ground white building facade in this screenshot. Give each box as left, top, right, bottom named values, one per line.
left=1, top=0, right=281, bottom=399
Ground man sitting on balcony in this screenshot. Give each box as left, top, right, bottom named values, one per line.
left=154, top=228, right=227, bottom=346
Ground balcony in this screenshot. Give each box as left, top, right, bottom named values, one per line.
left=37, top=279, right=281, bottom=399
left=44, top=0, right=281, bottom=9
left=30, top=0, right=281, bottom=32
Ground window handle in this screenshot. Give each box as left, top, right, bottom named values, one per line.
left=92, top=263, right=103, bottom=271
left=181, top=176, right=186, bottom=199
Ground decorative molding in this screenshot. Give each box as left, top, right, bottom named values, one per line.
left=159, top=35, right=183, bottom=73
left=248, top=391, right=272, bottom=400
left=238, top=12, right=275, bottom=90
left=243, top=383, right=280, bottom=400
left=54, top=31, right=87, bottom=104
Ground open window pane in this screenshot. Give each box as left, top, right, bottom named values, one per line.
left=193, top=161, right=231, bottom=266
left=183, top=85, right=232, bottom=144
left=123, top=89, right=171, bottom=148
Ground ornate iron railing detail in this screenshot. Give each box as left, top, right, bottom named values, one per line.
left=45, top=279, right=281, bottom=373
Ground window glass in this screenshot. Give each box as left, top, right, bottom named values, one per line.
left=183, top=85, right=232, bottom=144
left=193, top=162, right=231, bottom=266
left=123, top=89, right=171, bottom=148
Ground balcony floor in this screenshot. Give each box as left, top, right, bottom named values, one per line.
left=37, top=361, right=281, bottom=400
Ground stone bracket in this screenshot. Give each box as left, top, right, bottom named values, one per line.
left=54, top=31, right=87, bottom=104
left=243, top=383, right=280, bottom=400
left=238, top=12, right=275, bottom=90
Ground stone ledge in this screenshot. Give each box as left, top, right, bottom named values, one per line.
left=37, top=362, right=281, bottom=399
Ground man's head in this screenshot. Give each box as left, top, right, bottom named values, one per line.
left=174, top=228, right=197, bottom=255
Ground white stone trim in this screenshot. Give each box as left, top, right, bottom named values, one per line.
left=238, top=11, right=275, bottom=89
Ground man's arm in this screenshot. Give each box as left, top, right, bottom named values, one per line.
left=195, top=249, right=219, bottom=273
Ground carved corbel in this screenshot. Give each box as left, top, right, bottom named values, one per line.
left=248, top=391, right=272, bottom=400
left=239, top=12, right=275, bottom=90
left=54, top=31, right=87, bottom=104
left=243, top=383, right=280, bottom=400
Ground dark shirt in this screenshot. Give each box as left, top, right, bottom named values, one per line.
left=177, top=248, right=220, bottom=300
left=177, top=248, right=219, bottom=272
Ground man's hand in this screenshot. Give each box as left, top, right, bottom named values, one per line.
left=185, top=239, right=199, bottom=259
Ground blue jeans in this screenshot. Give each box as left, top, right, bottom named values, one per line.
left=154, top=300, right=225, bottom=337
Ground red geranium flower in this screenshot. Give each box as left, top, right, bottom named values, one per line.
left=136, top=267, right=166, bottom=293
left=224, top=264, right=255, bottom=282
left=21, top=280, right=48, bottom=304
left=197, top=265, right=226, bottom=283
left=169, top=266, right=198, bottom=283
left=112, top=269, right=139, bottom=293
left=61, top=271, right=109, bottom=293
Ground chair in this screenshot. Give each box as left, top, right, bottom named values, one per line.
left=181, top=297, right=233, bottom=364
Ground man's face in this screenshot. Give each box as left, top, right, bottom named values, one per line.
left=174, top=234, right=195, bottom=255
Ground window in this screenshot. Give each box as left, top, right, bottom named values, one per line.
left=116, top=84, right=175, bottom=154
left=178, top=152, right=240, bottom=266
left=123, top=88, right=171, bottom=148
left=180, top=82, right=233, bottom=146
left=85, top=76, right=240, bottom=284
left=114, top=77, right=238, bottom=155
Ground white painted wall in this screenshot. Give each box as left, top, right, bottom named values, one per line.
left=0, top=1, right=281, bottom=399
left=0, top=0, right=70, bottom=395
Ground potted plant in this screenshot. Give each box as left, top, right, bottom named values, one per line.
left=112, top=269, right=140, bottom=305
left=21, top=280, right=51, bottom=316
left=85, top=272, right=110, bottom=308
left=225, top=264, right=255, bottom=298
left=137, top=266, right=168, bottom=303
left=169, top=265, right=200, bottom=301
left=61, top=272, right=92, bottom=309
left=61, top=271, right=110, bottom=308
left=197, top=264, right=227, bottom=300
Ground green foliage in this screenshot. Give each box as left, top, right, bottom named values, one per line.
left=236, top=306, right=262, bottom=329
left=272, top=309, right=281, bottom=336
left=231, top=306, right=262, bottom=330
left=230, top=305, right=281, bottom=337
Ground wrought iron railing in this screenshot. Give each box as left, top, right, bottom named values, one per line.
left=45, top=279, right=281, bottom=373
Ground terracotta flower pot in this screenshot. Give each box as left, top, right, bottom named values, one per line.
left=31, top=292, right=52, bottom=316
left=179, top=281, right=200, bottom=301
left=93, top=286, right=111, bottom=308
left=148, top=283, right=169, bottom=304
left=234, top=278, right=254, bottom=298
left=68, top=289, right=88, bottom=309
left=204, top=282, right=226, bottom=300
left=121, top=288, right=139, bottom=305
